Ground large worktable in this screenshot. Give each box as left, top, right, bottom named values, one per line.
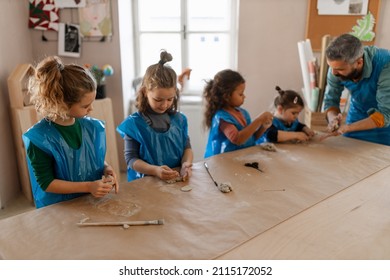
left=1, top=136, right=390, bottom=259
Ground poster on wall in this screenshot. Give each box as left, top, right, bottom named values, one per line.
left=58, top=23, right=81, bottom=57
left=54, top=0, right=86, bottom=8
left=79, top=0, right=112, bottom=37
left=317, top=0, right=369, bottom=15
left=29, top=0, right=59, bottom=31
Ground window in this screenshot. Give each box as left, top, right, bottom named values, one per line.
left=133, top=0, right=238, bottom=94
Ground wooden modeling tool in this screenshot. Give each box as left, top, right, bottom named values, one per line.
left=77, top=219, right=164, bottom=229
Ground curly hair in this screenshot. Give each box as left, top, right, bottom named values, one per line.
left=28, top=56, right=96, bottom=121
left=136, top=50, right=179, bottom=114
left=203, top=69, right=245, bottom=129
left=273, top=86, right=304, bottom=110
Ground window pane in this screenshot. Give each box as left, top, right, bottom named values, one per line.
left=187, top=33, right=231, bottom=92
left=138, top=0, right=181, bottom=31
left=139, top=33, right=182, bottom=76
left=187, top=0, right=231, bottom=31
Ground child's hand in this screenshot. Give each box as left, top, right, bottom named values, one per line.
left=156, top=165, right=180, bottom=181
left=180, top=162, right=193, bottom=181
left=89, top=179, right=115, bottom=198
left=295, top=132, right=311, bottom=142
left=256, top=112, right=273, bottom=128
left=178, top=68, right=192, bottom=88
left=104, top=164, right=119, bottom=193
left=303, top=127, right=315, bottom=138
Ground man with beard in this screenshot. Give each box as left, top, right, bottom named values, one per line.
left=323, top=33, right=390, bottom=145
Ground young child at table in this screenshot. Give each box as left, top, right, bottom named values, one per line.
left=203, top=69, right=273, bottom=158
left=117, top=50, right=193, bottom=182
left=258, top=86, right=315, bottom=143
left=23, top=56, right=119, bottom=208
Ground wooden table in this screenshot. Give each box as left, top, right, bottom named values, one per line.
left=1, top=136, right=390, bottom=259
left=217, top=165, right=390, bottom=259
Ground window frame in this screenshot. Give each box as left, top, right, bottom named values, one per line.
left=132, top=0, right=239, bottom=95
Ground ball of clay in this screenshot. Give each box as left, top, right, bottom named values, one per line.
left=165, top=177, right=183, bottom=184
left=102, top=175, right=115, bottom=185
left=260, top=142, right=277, bottom=152
left=218, top=182, right=233, bottom=193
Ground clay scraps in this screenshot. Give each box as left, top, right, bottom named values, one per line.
left=244, top=162, right=264, bottom=172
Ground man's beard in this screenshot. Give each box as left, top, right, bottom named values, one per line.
left=335, top=68, right=362, bottom=81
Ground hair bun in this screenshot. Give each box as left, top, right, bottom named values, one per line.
left=275, top=86, right=284, bottom=94
left=159, top=50, right=173, bottom=65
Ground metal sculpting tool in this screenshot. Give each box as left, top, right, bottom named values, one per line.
left=204, top=162, right=218, bottom=186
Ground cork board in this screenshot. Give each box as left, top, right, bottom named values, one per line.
left=305, top=0, right=381, bottom=51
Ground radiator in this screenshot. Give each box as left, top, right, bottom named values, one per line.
left=179, top=100, right=207, bottom=162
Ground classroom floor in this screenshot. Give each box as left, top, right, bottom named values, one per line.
left=0, top=172, right=128, bottom=220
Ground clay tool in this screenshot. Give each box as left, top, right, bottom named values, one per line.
left=244, top=162, right=264, bottom=172
left=77, top=219, right=164, bottom=229
left=204, top=162, right=233, bottom=193
left=204, top=162, right=218, bottom=186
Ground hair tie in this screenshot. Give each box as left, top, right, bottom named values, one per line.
left=293, top=96, right=298, bottom=104
left=158, top=60, right=165, bottom=66
left=58, top=63, right=64, bottom=71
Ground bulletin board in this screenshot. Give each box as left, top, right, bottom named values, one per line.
left=305, top=0, right=381, bottom=51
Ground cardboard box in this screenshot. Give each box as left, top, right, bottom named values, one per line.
left=304, top=109, right=328, bottom=132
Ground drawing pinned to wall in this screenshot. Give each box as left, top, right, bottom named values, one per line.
left=317, top=0, right=369, bottom=15
left=29, top=0, right=59, bottom=31
left=54, top=0, right=86, bottom=8
left=350, top=11, right=375, bottom=41
left=58, top=23, right=81, bottom=57
left=79, top=0, right=112, bottom=37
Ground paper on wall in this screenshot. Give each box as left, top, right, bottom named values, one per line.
left=58, top=23, right=81, bottom=57
left=79, top=0, right=112, bottom=37
left=29, top=0, right=59, bottom=31
left=317, top=0, right=368, bottom=15
left=54, top=0, right=86, bottom=8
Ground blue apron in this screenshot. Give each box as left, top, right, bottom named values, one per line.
left=341, top=48, right=390, bottom=145
left=23, top=117, right=106, bottom=208
left=117, top=112, right=188, bottom=181
left=204, top=108, right=255, bottom=158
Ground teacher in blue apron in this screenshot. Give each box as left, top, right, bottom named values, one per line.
left=323, top=33, right=390, bottom=146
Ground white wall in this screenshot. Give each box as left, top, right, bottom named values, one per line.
left=0, top=0, right=34, bottom=207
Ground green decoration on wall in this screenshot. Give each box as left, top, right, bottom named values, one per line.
left=350, top=11, right=375, bottom=42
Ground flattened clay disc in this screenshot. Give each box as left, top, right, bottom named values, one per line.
left=181, top=185, right=193, bottom=192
